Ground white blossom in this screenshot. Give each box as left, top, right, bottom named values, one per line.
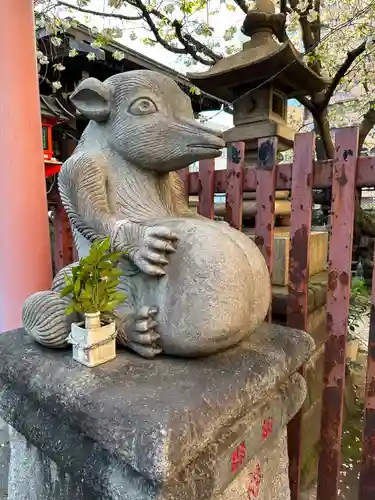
left=91, top=41, right=102, bottom=49
left=51, top=37, right=62, bottom=47
left=307, top=11, right=318, bottom=23
left=39, top=55, right=49, bottom=65
left=35, top=17, right=46, bottom=29
left=112, top=28, right=123, bottom=38
left=87, top=52, right=97, bottom=61
left=52, top=81, right=62, bottom=90
left=69, top=49, right=78, bottom=58
left=60, top=20, right=71, bottom=31
left=55, top=63, right=66, bottom=71
left=366, top=38, right=375, bottom=51
left=112, top=51, right=125, bottom=61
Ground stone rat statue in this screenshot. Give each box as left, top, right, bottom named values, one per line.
left=22, top=70, right=271, bottom=358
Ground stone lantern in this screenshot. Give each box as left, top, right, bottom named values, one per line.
left=188, top=0, right=329, bottom=161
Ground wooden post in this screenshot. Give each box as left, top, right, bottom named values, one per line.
left=226, top=142, right=245, bottom=230
left=53, top=135, right=77, bottom=271
left=317, top=127, right=359, bottom=500
left=53, top=198, right=74, bottom=273
left=198, top=159, right=215, bottom=219
left=286, top=132, right=315, bottom=500
left=255, top=137, right=278, bottom=322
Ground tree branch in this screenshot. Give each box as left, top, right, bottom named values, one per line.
left=57, top=0, right=222, bottom=65
left=288, top=1, right=321, bottom=74
left=320, top=40, right=369, bottom=110
left=132, top=0, right=188, bottom=55
left=172, top=20, right=216, bottom=65
left=148, top=7, right=222, bottom=63
left=232, top=0, right=249, bottom=14
left=312, top=106, right=335, bottom=160
left=296, top=95, right=315, bottom=114
left=358, top=101, right=375, bottom=152
left=56, top=0, right=141, bottom=20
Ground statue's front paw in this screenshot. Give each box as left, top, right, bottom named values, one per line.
left=127, top=306, right=162, bottom=359
left=135, top=226, right=178, bottom=276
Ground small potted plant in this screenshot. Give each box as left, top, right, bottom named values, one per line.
left=60, top=237, right=126, bottom=367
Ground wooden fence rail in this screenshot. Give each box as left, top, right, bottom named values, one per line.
left=178, top=126, right=375, bottom=500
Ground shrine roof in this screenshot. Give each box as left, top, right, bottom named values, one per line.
left=40, top=95, right=75, bottom=123
left=37, top=22, right=229, bottom=114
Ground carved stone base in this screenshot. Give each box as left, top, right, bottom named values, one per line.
left=0, top=325, right=314, bottom=500
left=8, top=428, right=291, bottom=500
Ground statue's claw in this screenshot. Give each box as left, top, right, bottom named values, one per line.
left=127, top=343, right=162, bottom=359
left=135, top=226, right=178, bottom=276
left=127, top=306, right=162, bottom=358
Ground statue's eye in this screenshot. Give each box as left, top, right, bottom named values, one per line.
left=128, top=98, right=157, bottom=115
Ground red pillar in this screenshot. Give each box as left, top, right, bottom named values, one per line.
left=0, top=0, right=52, bottom=332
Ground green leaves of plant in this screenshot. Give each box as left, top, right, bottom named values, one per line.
left=59, top=237, right=127, bottom=316
left=348, top=277, right=371, bottom=336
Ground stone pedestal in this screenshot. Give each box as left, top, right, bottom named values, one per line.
left=0, top=325, right=313, bottom=500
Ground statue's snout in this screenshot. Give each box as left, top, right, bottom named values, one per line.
left=175, top=119, right=226, bottom=152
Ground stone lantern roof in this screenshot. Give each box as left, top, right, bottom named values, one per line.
left=188, top=0, right=329, bottom=102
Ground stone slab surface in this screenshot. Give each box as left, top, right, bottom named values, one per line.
left=0, top=324, right=313, bottom=485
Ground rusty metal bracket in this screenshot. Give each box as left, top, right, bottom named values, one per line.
left=230, top=145, right=241, bottom=165
left=257, top=139, right=275, bottom=170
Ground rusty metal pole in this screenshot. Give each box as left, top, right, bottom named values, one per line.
left=358, top=219, right=375, bottom=499
left=226, top=142, right=245, bottom=230
left=198, top=159, right=216, bottom=219
left=286, top=132, right=315, bottom=500
left=255, top=136, right=278, bottom=322
left=317, top=127, right=359, bottom=500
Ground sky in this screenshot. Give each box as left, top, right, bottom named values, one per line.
left=58, top=0, right=247, bottom=70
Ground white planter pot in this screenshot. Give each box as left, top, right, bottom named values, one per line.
left=68, top=313, right=117, bottom=367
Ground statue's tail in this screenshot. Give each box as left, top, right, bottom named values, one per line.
left=22, top=264, right=79, bottom=348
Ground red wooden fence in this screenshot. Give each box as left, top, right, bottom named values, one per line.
left=178, top=126, right=375, bottom=500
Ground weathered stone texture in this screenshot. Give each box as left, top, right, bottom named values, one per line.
left=0, top=324, right=313, bottom=499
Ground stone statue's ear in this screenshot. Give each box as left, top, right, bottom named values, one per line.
left=70, top=78, right=111, bottom=122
